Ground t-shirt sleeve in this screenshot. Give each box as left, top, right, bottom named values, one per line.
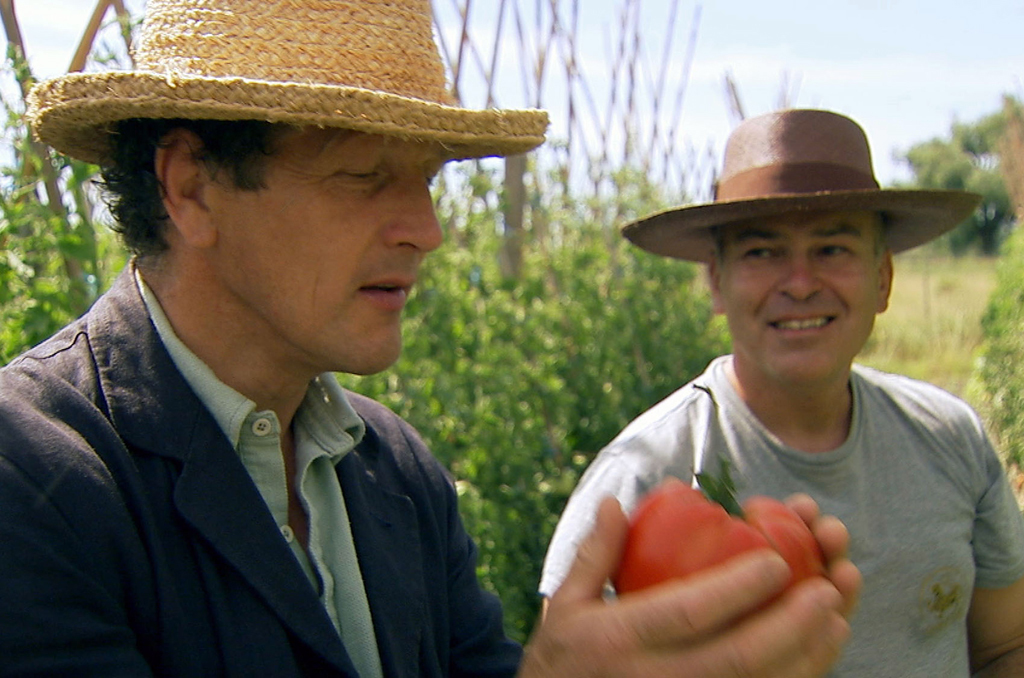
left=537, top=448, right=642, bottom=597
left=538, top=384, right=713, bottom=598
left=972, top=431, right=1024, bottom=589
left=538, top=432, right=689, bottom=598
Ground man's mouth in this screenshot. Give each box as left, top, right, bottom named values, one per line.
left=361, top=275, right=415, bottom=294
left=771, top=316, right=833, bottom=331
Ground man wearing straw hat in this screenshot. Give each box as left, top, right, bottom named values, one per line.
left=540, top=108, right=1024, bottom=676
left=0, top=1, right=858, bottom=676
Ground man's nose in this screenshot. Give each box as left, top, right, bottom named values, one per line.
left=778, top=254, right=821, bottom=300
left=387, top=178, right=444, bottom=253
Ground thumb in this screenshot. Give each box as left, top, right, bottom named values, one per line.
left=547, top=496, right=628, bottom=613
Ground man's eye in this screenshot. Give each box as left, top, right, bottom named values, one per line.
left=339, top=170, right=391, bottom=190
left=742, top=247, right=773, bottom=259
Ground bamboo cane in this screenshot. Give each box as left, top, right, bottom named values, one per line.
left=69, top=0, right=112, bottom=72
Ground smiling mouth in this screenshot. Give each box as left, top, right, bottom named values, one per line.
left=771, top=316, right=833, bottom=330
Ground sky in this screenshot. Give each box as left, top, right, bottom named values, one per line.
left=7, top=0, right=1024, bottom=193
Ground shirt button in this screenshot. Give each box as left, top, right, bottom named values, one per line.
left=251, top=417, right=273, bottom=436
left=280, top=525, right=295, bottom=543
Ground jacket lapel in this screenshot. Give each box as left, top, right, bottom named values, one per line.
left=173, top=425, right=356, bottom=674
left=92, top=267, right=356, bottom=675
left=338, top=447, right=426, bottom=678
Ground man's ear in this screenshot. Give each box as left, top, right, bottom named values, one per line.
left=877, top=249, right=894, bottom=314
left=154, top=128, right=217, bottom=249
left=707, top=257, right=726, bottom=315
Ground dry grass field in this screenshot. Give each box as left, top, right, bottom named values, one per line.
left=858, top=252, right=998, bottom=400
left=858, top=252, right=1024, bottom=505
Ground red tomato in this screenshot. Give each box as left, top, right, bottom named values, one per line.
left=613, top=477, right=825, bottom=595
left=742, top=495, right=827, bottom=586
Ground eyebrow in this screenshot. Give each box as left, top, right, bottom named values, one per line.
left=729, top=221, right=867, bottom=244
left=813, top=222, right=866, bottom=239
left=729, top=227, right=779, bottom=244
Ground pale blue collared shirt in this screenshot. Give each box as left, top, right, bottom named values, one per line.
left=136, top=267, right=382, bottom=678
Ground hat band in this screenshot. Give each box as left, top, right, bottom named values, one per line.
left=715, top=161, right=879, bottom=201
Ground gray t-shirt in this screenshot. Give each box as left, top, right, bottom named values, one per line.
left=540, top=356, right=1024, bottom=677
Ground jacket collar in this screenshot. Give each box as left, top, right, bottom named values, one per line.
left=339, top=432, right=427, bottom=678
left=87, top=265, right=359, bottom=675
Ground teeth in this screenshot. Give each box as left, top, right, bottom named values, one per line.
left=775, top=317, right=829, bottom=330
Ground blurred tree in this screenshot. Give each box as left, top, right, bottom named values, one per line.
left=899, top=99, right=1019, bottom=256
left=1000, top=95, right=1024, bottom=221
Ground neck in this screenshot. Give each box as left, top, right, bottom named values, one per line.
left=138, top=257, right=310, bottom=428
left=727, top=357, right=853, bottom=453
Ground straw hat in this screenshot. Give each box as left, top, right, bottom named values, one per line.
left=622, top=109, right=981, bottom=262
left=26, top=0, right=549, bottom=165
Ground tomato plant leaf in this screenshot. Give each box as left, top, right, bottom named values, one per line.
left=696, top=458, right=744, bottom=517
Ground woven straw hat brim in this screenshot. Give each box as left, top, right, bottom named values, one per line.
left=28, top=71, right=549, bottom=165
left=622, top=188, right=982, bottom=262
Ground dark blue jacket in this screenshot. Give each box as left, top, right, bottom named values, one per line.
left=0, top=268, right=521, bottom=677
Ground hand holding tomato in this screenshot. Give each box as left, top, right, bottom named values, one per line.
left=613, top=465, right=826, bottom=596
left=522, top=493, right=858, bottom=678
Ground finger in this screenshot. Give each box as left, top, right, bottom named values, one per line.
left=608, top=549, right=791, bottom=648
left=784, top=492, right=820, bottom=525
left=607, top=577, right=851, bottom=678
left=783, top=495, right=850, bottom=564
left=828, top=558, right=862, bottom=618
left=737, top=578, right=851, bottom=677
left=806, top=514, right=861, bottom=616
left=547, top=496, right=628, bottom=613
left=811, top=514, right=849, bottom=562
left=788, top=505, right=860, bottom=618
left=677, top=578, right=851, bottom=678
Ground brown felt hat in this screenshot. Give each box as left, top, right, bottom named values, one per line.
left=622, top=109, right=981, bottom=262
left=26, top=0, right=549, bottom=165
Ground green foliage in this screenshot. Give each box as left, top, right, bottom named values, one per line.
left=696, top=458, right=743, bottom=517
left=977, top=226, right=1024, bottom=467
left=0, top=53, right=124, bottom=363
left=339, top=162, right=728, bottom=642
left=900, top=98, right=1019, bottom=256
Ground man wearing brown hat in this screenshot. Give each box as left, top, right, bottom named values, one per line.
left=0, top=1, right=858, bottom=676
left=540, top=109, right=1024, bottom=676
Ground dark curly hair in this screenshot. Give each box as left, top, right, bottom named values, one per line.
left=99, top=118, right=285, bottom=256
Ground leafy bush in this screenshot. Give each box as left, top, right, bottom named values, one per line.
left=978, top=225, right=1024, bottom=467
left=0, top=53, right=124, bottom=363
